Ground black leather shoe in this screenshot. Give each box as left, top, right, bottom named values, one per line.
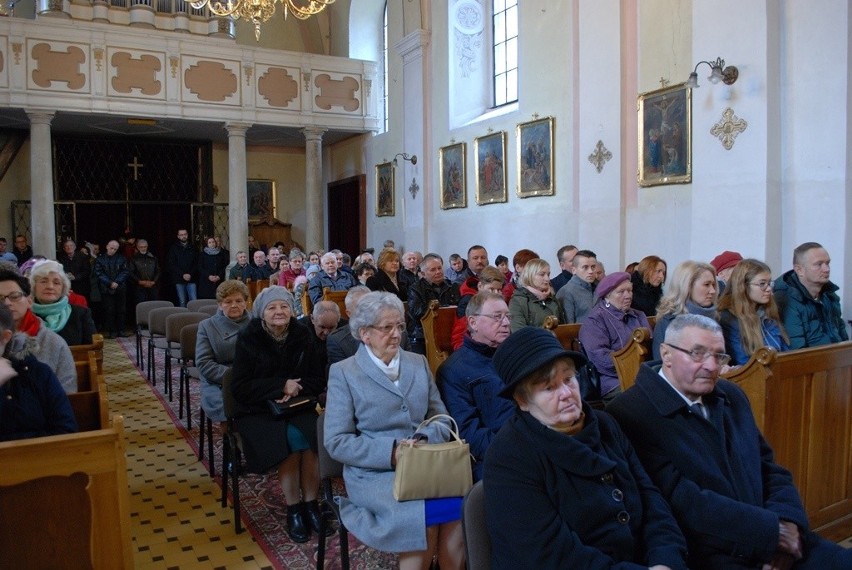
left=305, top=500, right=334, bottom=537
left=286, top=503, right=310, bottom=543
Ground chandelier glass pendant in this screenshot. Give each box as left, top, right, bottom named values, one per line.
left=190, top=0, right=335, bottom=41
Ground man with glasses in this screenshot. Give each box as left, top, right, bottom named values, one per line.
left=774, top=242, right=848, bottom=349
left=437, top=291, right=514, bottom=481
left=609, top=314, right=851, bottom=569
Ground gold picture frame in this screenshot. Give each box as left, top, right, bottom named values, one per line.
left=439, top=142, right=467, bottom=209
left=516, top=116, right=555, bottom=197
left=638, top=82, right=692, bottom=186
left=246, top=179, right=276, bottom=220
left=475, top=131, right=507, bottom=205
left=375, top=161, right=395, bottom=216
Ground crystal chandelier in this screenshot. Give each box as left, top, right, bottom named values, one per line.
left=190, top=0, right=335, bottom=41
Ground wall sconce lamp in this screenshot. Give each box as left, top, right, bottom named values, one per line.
left=687, top=57, right=739, bottom=88
left=393, top=153, right=417, bottom=167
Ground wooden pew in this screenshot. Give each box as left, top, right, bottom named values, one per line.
left=322, top=287, right=348, bottom=318
left=612, top=327, right=653, bottom=392
left=300, top=286, right=313, bottom=317
left=542, top=316, right=582, bottom=351
left=0, top=415, right=133, bottom=569
left=68, top=374, right=110, bottom=431
left=421, top=300, right=457, bottom=376
left=722, top=341, right=852, bottom=540
left=70, top=333, right=104, bottom=376
left=75, top=350, right=103, bottom=393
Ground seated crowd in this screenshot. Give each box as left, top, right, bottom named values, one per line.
left=2, top=230, right=850, bottom=567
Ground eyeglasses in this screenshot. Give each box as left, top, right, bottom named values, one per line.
left=0, top=291, right=25, bottom=303
left=749, top=280, right=774, bottom=291
left=664, top=343, right=731, bottom=366
left=474, top=313, right=512, bottom=323
left=370, top=322, right=406, bottom=335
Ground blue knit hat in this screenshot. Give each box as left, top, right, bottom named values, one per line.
left=493, top=326, right=586, bottom=399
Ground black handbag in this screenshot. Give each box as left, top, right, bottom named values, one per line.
left=266, top=396, right=317, bottom=419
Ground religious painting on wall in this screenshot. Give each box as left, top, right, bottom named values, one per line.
left=475, top=131, right=507, bottom=205
left=638, top=83, right=692, bottom=186
left=246, top=179, right=276, bottom=220
left=516, top=117, right=554, bottom=198
left=375, top=162, right=395, bottom=217
left=439, top=142, right=467, bottom=209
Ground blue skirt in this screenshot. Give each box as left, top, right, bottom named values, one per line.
left=424, top=497, right=463, bottom=526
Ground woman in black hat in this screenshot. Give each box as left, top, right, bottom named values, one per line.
left=483, top=326, right=687, bottom=570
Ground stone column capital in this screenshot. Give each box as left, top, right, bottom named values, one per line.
left=26, top=111, right=55, bottom=126
left=225, top=122, right=252, bottom=137
left=301, top=127, right=327, bottom=142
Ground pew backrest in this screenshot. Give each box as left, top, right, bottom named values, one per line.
left=421, top=300, right=458, bottom=376
left=612, top=327, right=653, bottom=392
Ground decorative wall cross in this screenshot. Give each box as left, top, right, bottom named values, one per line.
left=588, top=140, right=613, bottom=173
left=710, top=107, right=748, bottom=150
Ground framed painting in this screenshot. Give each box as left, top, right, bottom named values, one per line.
left=516, top=117, right=555, bottom=197
left=375, top=161, right=395, bottom=216
left=439, top=142, right=467, bottom=209
left=638, top=82, right=692, bottom=186
left=475, top=131, right=507, bottom=205
left=246, top=179, right=276, bottom=220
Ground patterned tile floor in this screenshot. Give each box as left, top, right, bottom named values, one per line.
left=101, top=338, right=275, bottom=569
left=103, top=336, right=851, bottom=568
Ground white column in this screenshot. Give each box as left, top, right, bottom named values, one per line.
left=225, top=122, right=251, bottom=259
left=302, top=127, right=326, bottom=252
left=27, top=111, right=56, bottom=257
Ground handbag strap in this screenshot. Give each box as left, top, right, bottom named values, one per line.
left=415, top=414, right=463, bottom=443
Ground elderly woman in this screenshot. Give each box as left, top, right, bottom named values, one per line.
left=508, top=258, right=565, bottom=331
left=366, top=247, right=409, bottom=302
left=484, top=326, right=687, bottom=569
left=324, top=292, right=464, bottom=570
left=0, top=303, right=78, bottom=441
left=652, top=261, right=718, bottom=359
left=0, top=268, right=76, bottom=393
left=197, top=280, right=251, bottom=424
left=579, top=272, right=652, bottom=402
left=29, top=260, right=96, bottom=346
left=630, top=255, right=667, bottom=317
left=230, top=286, right=326, bottom=543
left=718, top=259, right=789, bottom=365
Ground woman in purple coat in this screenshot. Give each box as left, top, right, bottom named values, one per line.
left=578, top=272, right=651, bottom=402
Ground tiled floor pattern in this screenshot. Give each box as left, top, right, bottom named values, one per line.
left=101, top=338, right=275, bottom=570
left=104, top=336, right=851, bottom=569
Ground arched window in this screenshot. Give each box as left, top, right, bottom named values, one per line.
left=492, top=0, right=518, bottom=106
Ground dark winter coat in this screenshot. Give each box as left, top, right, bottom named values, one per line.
left=629, top=271, right=662, bottom=318
left=166, top=241, right=198, bottom=284
left=484, top=407, right=687, bottom=569
left=197, top=249, right=228, bottom=299
left=94, top=252, right=131, bottom=294
left=773, top=270, right=848, bottom=349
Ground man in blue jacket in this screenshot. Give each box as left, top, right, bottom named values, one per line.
left=608, top=314, right=851, bottom=569
left=774, top=242, right=847, bottom=349
left=436, top=291, right=513, bottom=481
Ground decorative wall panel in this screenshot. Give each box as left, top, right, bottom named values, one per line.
left=313, top=71, right=360, bottom=113
left=108, top=48, right=165, bottom=99
left=27, top=40, right=90, bottom=93
left=181, top=55, right=240, bottom=105
left=256, top=64, right=300, bottom=109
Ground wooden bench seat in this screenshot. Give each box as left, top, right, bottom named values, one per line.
left=0, top=415, right=133, bottom=569
left=70, top=333, right=104, bottom=375
left=421, top=300, right=457, bottom=376
left=68, top=374, right=110, bottom=431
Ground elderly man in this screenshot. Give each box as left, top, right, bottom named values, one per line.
left=437, top=291, right=514, bottom=481
left=549, top=244, right=578, bottom=293
left=774, top=242, right=847, bottom=349
left=242, top=250, right=273, bottom=281
left=13, top=235, right=33, bottom=266
left=308, top=252, right=356, bottom=305
left=57, top=238, right=91, bottom=299
left=608, top=314, right=851, bottom=570
left=400, top=250, right=422, bottom=283
left=130, top=239, right=161, bottom=303
left=95, top=239, right=131, bottom=338
left=228, top=250, right=250, bottom=281
left=407, top=253, right=461, bottom=353
left=556, top=249, right=598, bottom=323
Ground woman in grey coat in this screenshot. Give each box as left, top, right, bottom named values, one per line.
left=196, top=280, right=250, bottom=422
left=324, top=292, right=465, bottom=570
